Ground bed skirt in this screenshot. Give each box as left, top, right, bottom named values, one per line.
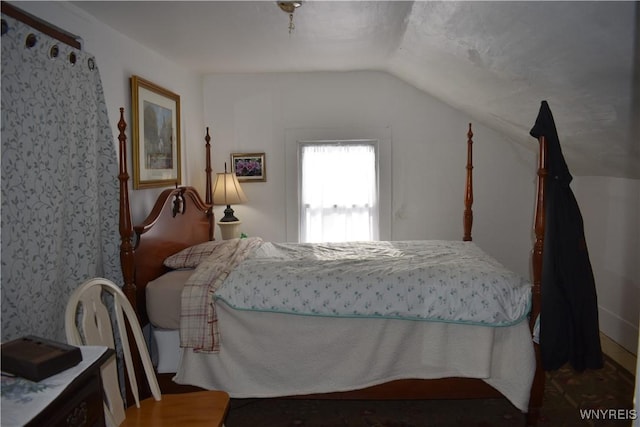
left=161, top=301, right=535, bottom=411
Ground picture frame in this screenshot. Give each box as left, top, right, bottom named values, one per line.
left=231, top=152, right=266, bottom=182
left=131, top=75, right=181, bottom=189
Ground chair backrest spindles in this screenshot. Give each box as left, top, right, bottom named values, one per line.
left=65, top=277, right=162, bottom=425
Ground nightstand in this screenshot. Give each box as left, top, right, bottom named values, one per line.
left=1, top=346, right=112, bottom=427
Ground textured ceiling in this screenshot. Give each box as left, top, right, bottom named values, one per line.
left=72, top=1, right=639, bottom=178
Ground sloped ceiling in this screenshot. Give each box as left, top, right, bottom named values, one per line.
left=72, top=1, right=639, bottom=179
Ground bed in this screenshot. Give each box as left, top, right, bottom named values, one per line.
left=115, top=108, right=547, bottom=426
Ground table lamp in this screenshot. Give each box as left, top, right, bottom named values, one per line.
left=213, top=163, right=247, bottom=239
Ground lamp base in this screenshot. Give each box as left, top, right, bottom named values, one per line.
left=217, top=221, right=242, bottom=240
left=219, top=205, right=239, bottom=222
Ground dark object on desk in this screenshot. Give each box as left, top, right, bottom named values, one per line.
left=1, top=335, right=82, bottom=382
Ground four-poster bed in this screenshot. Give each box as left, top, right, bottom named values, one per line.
left=116, top=108, right=547, bottom=426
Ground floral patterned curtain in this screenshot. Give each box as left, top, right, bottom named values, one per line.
left=1, top=15, right=120, bottom=343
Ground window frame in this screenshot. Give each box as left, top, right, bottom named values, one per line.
left=298, top=140, right=380, bottom=242
left=284, top=127, right=392, bottom=243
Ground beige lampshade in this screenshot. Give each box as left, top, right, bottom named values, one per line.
left=212, top=172, right=248, bottom=206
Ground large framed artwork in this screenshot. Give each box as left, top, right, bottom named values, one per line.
left=131, top=75, right=181, bottom=189
left=231, top=152, right=266, bottom=182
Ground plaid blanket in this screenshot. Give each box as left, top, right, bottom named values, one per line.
left=179, top=237, right=263, bottom=352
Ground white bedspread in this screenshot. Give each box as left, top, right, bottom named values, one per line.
left=173, top=301, right=536, bottom=412
left=215, top=240, right=531, bottom=326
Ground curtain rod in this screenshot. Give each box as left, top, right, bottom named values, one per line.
left=1, top=1, right=81, bottom=50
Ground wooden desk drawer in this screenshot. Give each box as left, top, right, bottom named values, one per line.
left=26, top=359, right=106, bottom=427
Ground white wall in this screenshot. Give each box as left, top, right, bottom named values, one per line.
left=573, top=177, right=640, bottom=354
left=202, top=71, right=537, bottom=278
left=11, top=1, right=205, bottom=224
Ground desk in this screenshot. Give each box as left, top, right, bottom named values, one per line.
left=1, top=346, right=112, bottom=427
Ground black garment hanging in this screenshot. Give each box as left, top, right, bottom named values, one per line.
left=530, top=101, right=603, bottom=372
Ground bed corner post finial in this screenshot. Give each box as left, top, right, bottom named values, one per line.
left=117, top=108, right=136, bottom=308
left=463, top=123, right=474, bottom=242
left=204, top=127, right=214, bottom=240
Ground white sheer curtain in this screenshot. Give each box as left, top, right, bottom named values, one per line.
left=300, top=142, right=378, bottom=243
left=1, top=15, right=120, bottom=343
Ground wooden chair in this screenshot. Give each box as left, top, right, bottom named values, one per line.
left=65, top=277, right=229, bottom=427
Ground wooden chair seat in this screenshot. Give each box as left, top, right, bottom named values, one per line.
left=121, top=390, right=229, bottom=427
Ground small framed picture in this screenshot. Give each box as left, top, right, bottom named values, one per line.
left=131, top=75, right=181, bottom=189
left=231, top=153, right=266, bottom=182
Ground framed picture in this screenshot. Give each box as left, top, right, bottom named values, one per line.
left=131, top=75, right=181, bottom=189
left=231, top=153, right=266, bottom=182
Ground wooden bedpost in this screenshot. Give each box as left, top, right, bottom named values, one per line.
left=530, top=136, right=546, bottom=334
left=463, top=123, right=474, bottom=241
left=118, top=108, right=136, bottom=307
left=204, top=127, right=214, bottom=240
left=118, top=108, right=153, bottom=405
left=527, top=135, right=547, bottom=427
left=205, top=127, right=212, bottom=206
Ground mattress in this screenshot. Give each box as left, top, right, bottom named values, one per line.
left=146, top=269, right=193, bottom=330
left=150, top=240, right=532, bottom=332
left=217, top=240, right=531, bottom=326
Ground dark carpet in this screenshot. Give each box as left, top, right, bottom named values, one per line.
left=224, top=355, right=635, bottom=427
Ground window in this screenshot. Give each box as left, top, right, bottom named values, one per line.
left=299, top=141, right=379, bottom=243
